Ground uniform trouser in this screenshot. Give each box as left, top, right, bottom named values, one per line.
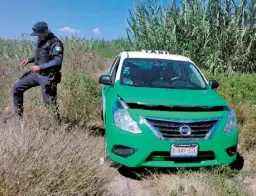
left=12, top=72, right=59, bottom=119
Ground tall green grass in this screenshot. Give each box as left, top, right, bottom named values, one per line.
left=127, top=0, right=256, bottom=75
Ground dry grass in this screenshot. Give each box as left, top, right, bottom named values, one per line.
left=0, top=39, right=114, bottom=196
left=0, top=117, right=113, bottom=196
left=232, top=101, right=256, bottom=152
left=142, top=168, right=254, bottom=196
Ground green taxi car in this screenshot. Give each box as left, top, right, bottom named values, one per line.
left=98, top=50, right=238, bottom=168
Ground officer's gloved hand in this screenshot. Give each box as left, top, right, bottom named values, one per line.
left=21, top=59, right=29, bottom=67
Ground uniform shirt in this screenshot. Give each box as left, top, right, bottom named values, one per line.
left=28, top=33, right=64, bottom=72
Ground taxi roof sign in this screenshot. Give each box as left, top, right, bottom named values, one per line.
left=141, top=50, right=171, bottom=54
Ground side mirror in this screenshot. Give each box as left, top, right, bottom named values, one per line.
left=99, top=75, right=112, bottom=85
left=209, top=80, right=219, bottom=89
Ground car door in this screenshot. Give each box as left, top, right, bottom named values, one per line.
left=102, top=55, right=121, bottom=122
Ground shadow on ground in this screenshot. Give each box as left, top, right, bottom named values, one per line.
left=87, top=122, right=105, bottom=136
left=114, top=152, right=245, bottom=181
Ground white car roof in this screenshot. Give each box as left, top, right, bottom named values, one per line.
left=120, top=50, right=193, bottom=63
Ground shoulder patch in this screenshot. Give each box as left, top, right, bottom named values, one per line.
left=53, top=46, right=62, bottom=52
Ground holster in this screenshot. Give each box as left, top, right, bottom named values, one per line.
left=45, top=72, right=61, bottom=95
left=48, top=72, right=62, bottom=84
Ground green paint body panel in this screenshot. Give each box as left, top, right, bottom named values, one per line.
left=102, top=81, right=238, bottom=168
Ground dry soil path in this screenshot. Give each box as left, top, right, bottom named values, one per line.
left=105, top=169, right=151, bottom=196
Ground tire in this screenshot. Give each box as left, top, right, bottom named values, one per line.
left=101, top=107, right=103, bottom=121
left=229, top=153, right=244, bottom=171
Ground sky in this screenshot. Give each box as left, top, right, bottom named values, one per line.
left=0, top=0, right=143, bottom=40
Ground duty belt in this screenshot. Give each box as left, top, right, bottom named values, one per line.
left=38, top=71, right=50, bottom=76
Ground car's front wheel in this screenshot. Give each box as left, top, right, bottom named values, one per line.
left=101, top=107, right=104, bottom=121
left=229, top=153, right=244, bottom=171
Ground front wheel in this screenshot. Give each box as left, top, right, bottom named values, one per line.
left=229, top=153, right=244, bottom=171
left=101, top=106, right=103, bottom=121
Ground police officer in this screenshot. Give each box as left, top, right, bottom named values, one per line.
left=12, top=21, right=64, bottom=119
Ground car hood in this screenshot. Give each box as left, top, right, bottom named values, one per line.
left=117, top=85, right=228, bottom=108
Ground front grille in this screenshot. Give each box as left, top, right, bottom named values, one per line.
left=145, top=117, right=219, bottom=140
left=146, top=151, right=215, bottom=163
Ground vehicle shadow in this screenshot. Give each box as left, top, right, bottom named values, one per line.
left=116, top=166, right=180, bottom=181
left=114, top=152, right=245, bottom=181
left=88, top=123, right=105, bottom=137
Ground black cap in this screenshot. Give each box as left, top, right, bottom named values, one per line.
left=30, top=21, right=48, bottom=36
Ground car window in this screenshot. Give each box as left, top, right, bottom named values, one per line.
left=120, top=58, right=207, bottom=90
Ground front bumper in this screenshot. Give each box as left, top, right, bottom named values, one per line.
left=106, top=114, right=238, bottom=168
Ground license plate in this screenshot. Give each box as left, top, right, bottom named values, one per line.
left=170, top=144, right=198, bottom=157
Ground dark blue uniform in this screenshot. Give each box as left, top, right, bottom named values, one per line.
left=13, top=31, right=64, bottom=117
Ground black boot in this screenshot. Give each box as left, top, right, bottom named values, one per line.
left=15, top=104, right=24, bottom=117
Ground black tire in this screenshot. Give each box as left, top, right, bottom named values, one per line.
left=229, top=153, right=244, bottom=171
left=101, top=107, right=103, bottom=121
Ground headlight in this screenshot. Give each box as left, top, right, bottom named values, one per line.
left=113, top=98, right=142, bottom=134
left=222, top=108, right=237, bottom=134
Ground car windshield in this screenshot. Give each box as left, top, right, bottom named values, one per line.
left=120, top=58, right=207, bottom=90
